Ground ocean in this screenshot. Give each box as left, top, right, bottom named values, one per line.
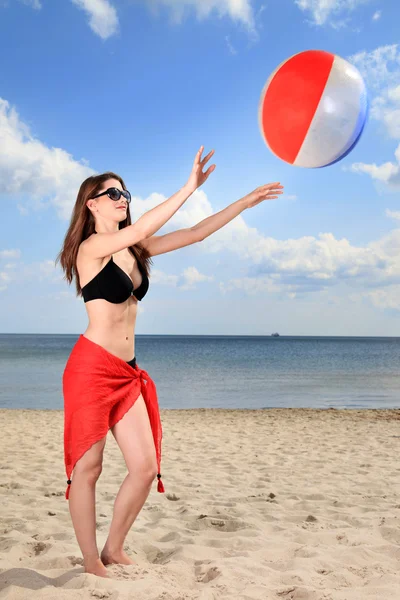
left=0, top=333, right=399, bottom=410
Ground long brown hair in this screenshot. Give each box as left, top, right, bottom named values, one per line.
left=55, top=172, right=153, bottom=297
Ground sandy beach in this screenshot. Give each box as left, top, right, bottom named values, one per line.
left=0, top=407, right=399, bottom=599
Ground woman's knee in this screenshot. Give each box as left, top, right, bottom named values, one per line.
left=74, top=461, right=103, bottom=483
left=111, top=394, right=158, bottom=480
left=132, top=462, right=158, bottom=483
left=73, top=437, right=106, bottom=482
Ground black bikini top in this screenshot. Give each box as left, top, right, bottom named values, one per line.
left=81, top=234, right=149, bottom=304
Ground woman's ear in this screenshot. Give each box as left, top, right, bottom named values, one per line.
left=86, top=200, right=96, bottom=213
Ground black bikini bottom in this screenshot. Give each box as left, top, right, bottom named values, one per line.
left=126, top=356, right=136, bottom=368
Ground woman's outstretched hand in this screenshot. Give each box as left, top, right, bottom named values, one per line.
left=243, top=182, right=284, bottom=209
left=185, top=146, right=216, bottom=192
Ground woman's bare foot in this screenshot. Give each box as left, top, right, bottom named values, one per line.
left=84, top=557, right=110, bottom=578
left=100, top=548, right=135, bottom=566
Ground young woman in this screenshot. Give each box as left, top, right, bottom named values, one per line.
left=57, top=146, right=283, bottom=578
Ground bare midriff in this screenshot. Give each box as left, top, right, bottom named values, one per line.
left=83, top=296, right=139, bottom=362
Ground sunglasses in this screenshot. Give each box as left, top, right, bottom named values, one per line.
left=91, top=187, right=131, bottom=203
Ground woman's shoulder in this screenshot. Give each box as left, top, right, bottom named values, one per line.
left=79, top=233, right=97, bottom=254
left=77, top=234, right=101, bottom=265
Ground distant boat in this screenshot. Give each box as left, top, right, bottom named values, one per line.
left=271, top=332, right=280, bottom=337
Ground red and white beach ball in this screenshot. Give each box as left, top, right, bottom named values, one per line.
left=258, top=50, right=368, bottom=168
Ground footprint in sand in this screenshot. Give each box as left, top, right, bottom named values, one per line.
left=165, top=493, right=180, bottom=501
left=194, top=561, right=222, bottom=584
left=185, top=515, right=253, bottom=533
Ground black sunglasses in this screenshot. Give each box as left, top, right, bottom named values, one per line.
left=91, top=187, right=131, bottom=203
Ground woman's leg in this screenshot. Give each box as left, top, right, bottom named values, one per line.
left=69, top=435, right=109, bottom=576
left=100, top=393, right=158, bottom=565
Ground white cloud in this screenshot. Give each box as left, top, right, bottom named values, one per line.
left=386, top=209, right=400, bottom=222
left=351, top=286, right=400, bottom=311
left=144, top=264, right=214, bottom=292
left=17, top=203, right=29, bottom=216
left=372, top=9, right=381, bottom=20
left=348, top=44, right=400, bottom=91
left=13, top=0, right=255, bottom=38
left=71, top=0, right=119, bottom=39
left=2, top=96, right=399, bottom=310
left=207, top=222, right=400, bottom=301
left=294, top=0, right=372, bottom=26
left=145, top=0, right=255, bottom=30
left=130, top=188, right=214, bottom=232
left=129, top=185, right=400, bottom=303
left=179, top=266, right=214, bottom=290
left=225, top=35, right=237, bottom=55
left=0, top=0, right=42, bottom=8
left=0, top=249, right=21, bottom=260
left=0, top=249, right=63, bottom=293
left=349, top=144, right=400, bottom=187
left=3, top=175, right=400, bottom=308
left=347, top=45, right=400, bottom=186
left=0, top=97, right=95, bottom=220
left=0, top=271, right=11, bottom=283
left=349, top=44, right=400, bottom=141
left=149, top=268, right=179, bottom=287
left=18, top=0, right=41, bottom=8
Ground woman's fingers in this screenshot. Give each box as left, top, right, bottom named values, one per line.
left=193, top=146, right=204, bottom=167
left=204, top=164, right=216, bottom=179
left=261, top=182, right=283, bottom=189
left=259, top=186, right=283, bottom=193
left=263, top=184, right=284, bottom=196
left=194, top=146, right=215, bottom=169
left=201, top=149, right=215, bottom=165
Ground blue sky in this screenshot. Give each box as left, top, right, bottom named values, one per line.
left=0, top=0, right=400, bottom=335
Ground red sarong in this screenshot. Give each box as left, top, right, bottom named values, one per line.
left=62, top=334, right=164, bottom=500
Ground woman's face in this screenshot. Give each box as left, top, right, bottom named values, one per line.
left=87, top=178, right=129, bottom=223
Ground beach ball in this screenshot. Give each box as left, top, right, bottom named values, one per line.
left=258, top=49, right=368, bottom=168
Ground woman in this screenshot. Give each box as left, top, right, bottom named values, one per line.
left=57, top=146, right=283, bottom=578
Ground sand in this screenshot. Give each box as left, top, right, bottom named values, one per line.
left=0, top=407, right=399, bottom=600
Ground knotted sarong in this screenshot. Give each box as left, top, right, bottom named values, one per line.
left=62, top=334, right=164, bottom=500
